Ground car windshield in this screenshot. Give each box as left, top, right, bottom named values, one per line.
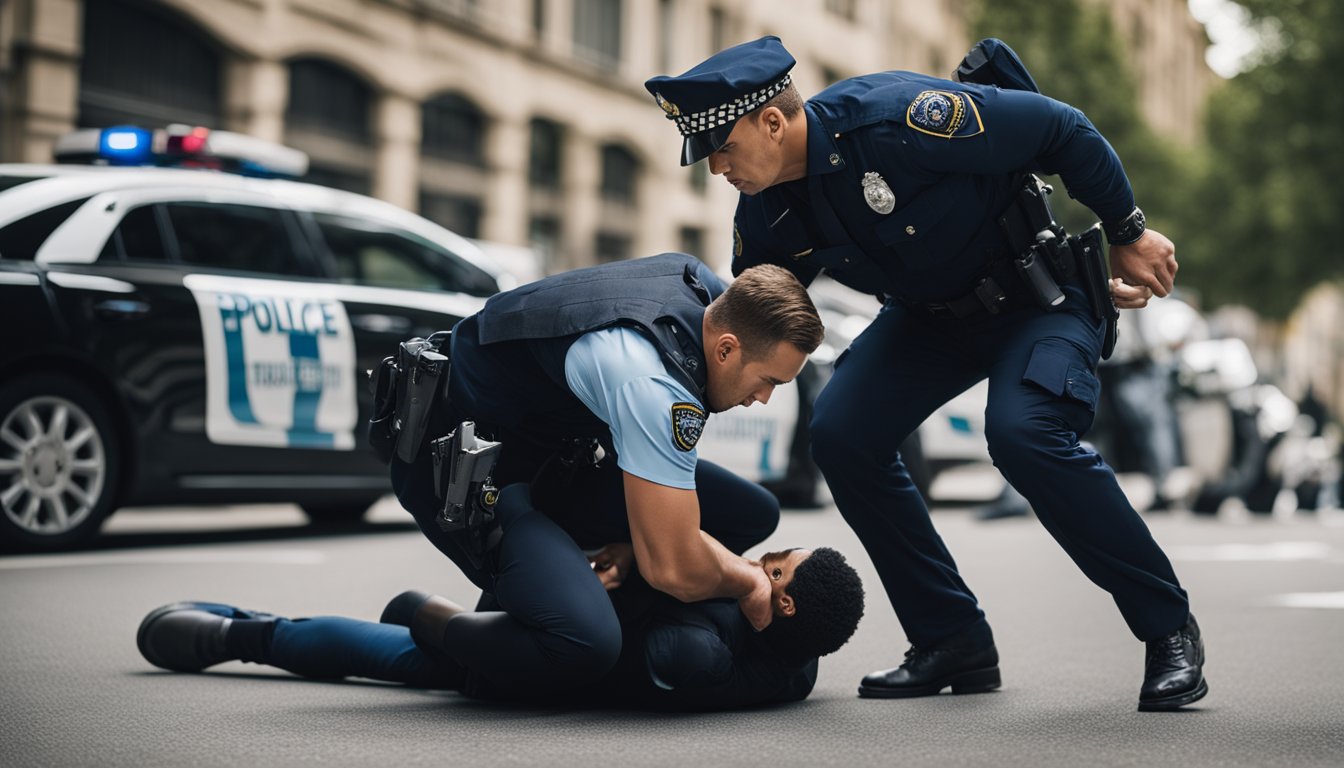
left=313, top=213, right=498, bottom=297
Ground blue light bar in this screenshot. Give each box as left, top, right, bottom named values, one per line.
left=97, top=126, right=154, bottom=165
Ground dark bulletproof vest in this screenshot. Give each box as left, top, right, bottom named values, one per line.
left=472, top=253, right=720, bottom=426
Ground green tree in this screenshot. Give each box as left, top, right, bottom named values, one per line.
left=967, top=0, right=1190, bottom=239
left=1182, top=0, right=1344, bottom=317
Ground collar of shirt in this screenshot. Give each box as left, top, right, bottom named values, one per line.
left=804, top=103, right=846, bottom=177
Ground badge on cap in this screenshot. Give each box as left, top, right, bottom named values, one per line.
left=670, top=402, right=707, bottom=452
left=906, top=90, right=984, bottom=139
left=655, top=93, right=681, bottom=117
left=862, top=172, right=895, bottom=214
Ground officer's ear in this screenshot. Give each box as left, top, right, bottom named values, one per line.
left=760, top=106, right=787, bottom=142
left=715, top=333, right=740, bottom=364
left=776, top=591, right=797, bottom=618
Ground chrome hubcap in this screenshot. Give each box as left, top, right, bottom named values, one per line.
left=0, top=396, right=106, bottom=535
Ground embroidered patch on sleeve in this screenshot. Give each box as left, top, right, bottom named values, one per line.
left=906, top=90, right=984, bottom=139
left=733, top=224, right=744, bottom=259
left=670, top=402, right=707, bottom=452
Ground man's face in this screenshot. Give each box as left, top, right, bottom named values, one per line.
left=705, top=113, right=785, bottom=196
left=704, top=337, right=809, bottom=414
left=759, top=548, right=812, bottom=617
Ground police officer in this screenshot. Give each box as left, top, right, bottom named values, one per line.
left=387, top=253, right=826, bottom=697
left=645, top=37, right=1205, bottom=711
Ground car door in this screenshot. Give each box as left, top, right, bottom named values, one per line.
left=34, top=188, right=352, bottom=500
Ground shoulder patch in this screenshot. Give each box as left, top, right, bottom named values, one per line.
left=670, top=401, right=707, bottom=452
left=906, top=90, right=984, bottom=139
left=732, top=224, right=743, bottom=259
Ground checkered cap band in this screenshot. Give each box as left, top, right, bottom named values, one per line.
left=671, top=75, right=793, bottom=137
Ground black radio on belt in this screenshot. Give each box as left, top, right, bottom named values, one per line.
left=366, top=330, right=452, bottom=464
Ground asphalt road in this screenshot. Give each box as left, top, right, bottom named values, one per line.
left=3, top=494, right=1343, bottom=767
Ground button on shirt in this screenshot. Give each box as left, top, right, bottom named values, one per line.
left=564, top=327, right=700, bottom=489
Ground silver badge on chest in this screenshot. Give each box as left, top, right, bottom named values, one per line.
left=862, top=172, right=895, bottom=214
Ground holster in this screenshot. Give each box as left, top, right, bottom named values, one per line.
left=366, top=330, right=452, bottom=464
left=431, top=421, right=504, bottom=571
left=1069, top=225, right=1120, bottom=359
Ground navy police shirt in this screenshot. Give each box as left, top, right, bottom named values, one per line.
left=731, top=71, right=1135, bottom=303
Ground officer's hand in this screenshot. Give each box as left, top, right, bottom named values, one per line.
left=738, top=567, right=774, bottom=631
left=1108, top=229, right=1177, bottom=299
left=1110, top=278, right=1154, bottom=310
left=589, top=542, right=636, bottom=591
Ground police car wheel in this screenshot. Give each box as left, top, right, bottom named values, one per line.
left=0, top=376, right=120, bottom=552
left=300, top=499, right=378, bottom=528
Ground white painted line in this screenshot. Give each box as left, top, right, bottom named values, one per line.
left=1168, top=542, right=1332, bottom=562
left=1270, top=592, right=1344, bottom=609
left=0, top=549, right=326, bottom=570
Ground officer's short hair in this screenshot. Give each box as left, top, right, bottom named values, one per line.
left=707, top=264, right=823, bottom=359
left=761, top=547, right=865, bottom=662
left=745, top=82, right=803, bottom=122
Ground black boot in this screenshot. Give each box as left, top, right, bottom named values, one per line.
left=380, top=590, right=466, bottom=653
left=858, top=622, right=1001, bottom=698
left=136, top=602, right=275, bottom=673
left=1138, top=613, right=1208, bottom=711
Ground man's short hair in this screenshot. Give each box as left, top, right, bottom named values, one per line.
left=762, top=547, right=865, bottom=662
left=746, top=82, right=803, bottom=122
left=706, top=264, right=823, bottom=360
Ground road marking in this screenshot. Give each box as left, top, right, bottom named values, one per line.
left=0, top=549, right=326, bottom=570
left=1270, top=592, right=1344, bottom=609
left=1168, top=541, right=1332, bottom=562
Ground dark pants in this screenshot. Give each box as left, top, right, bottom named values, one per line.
left=810, top=286, right=1189, bottom=646
left=389, top=442, right=779, bottom=695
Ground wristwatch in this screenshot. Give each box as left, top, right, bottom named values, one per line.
left=1106, top=207, right=1146, bottom=245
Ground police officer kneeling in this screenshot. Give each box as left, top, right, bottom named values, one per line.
left=645, top=38, right=1204, bottom=711
left=380, top=253, right=827, bottom=696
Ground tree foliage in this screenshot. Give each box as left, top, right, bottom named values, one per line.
left=1181, top=0, right=1344, bottom=317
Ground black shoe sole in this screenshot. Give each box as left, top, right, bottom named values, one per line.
left=858, top=666, right=1002, bottom=699
left=1138, top=677, right=1209, bottom=711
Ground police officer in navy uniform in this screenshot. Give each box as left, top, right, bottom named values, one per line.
left=645, top=37, right=1206, bottom=711
left=378, top=253, right=827, bottom=697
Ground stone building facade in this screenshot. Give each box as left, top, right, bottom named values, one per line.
left=1, top=0, right=1210, bottom=273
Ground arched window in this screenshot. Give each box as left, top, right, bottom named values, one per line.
left=284, top=58, right=373, bottom=195
left=78, top=0, right=222, bottom=128
left=421, top=93, right=485, bottom=166
left=599, top=143, right=639, bottom=205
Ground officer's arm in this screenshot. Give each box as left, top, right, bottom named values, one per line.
left=729, top=196, right=823, bottom=285
left=624, top=472, right=773, bottom=628
left=905, top=87, right=1135, bottom=227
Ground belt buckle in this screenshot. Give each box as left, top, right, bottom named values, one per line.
left=973, top=277, right=1007, bottom=315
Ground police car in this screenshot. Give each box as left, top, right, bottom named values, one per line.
left=0, top=126, right=510, bottom=552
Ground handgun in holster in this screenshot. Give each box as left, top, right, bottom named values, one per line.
left=431, top=420, right=504, bottom=570
left=366, top=331, right=451, bottom=464
left=1068, top=224, right=1120, bottom=360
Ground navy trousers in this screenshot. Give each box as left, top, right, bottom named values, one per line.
left=810, top=286, right=1189, bottom=646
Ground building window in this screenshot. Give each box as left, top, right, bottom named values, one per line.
left=595, top=232, right=631, bottom=263
left=658, top=0, right=676, bottom=72
left=78, top=0, right=222, bottom=128
left=825, top=0, right=858, bottom=22
left=529, top=119, right=564, bottom=190
left=533, top=0, right=546, bottom=39
left=422, top=93, right=486, bottom=166
left=709, top=7, right=727, bottom=53
left=690, top=161, right=708, bottom=194
left=599, top=144, right=639, bottom=205
left=821, top=66, right=845, bottom=86
left=573, top=0, right=622, bottom=71
left=529, top=215, right=561, bottom=272
left=286, top=59, right=371, bottom=140
left=679, top=227, right=705, bottom=260
left=284, top=58, right=373, bottom=194
left=419, top=192, right=482, bottom=239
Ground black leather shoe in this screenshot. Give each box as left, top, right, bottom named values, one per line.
left=136, top=601, right=272, bottom=672
left=858, top=623, right=1001, bottom=698
left=380, top=590, right=466, bottom=652
left=1138, top=613, right=1208, bottom=711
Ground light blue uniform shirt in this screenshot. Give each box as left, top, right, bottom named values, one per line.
left=564, top=327, right=701, bottom=489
